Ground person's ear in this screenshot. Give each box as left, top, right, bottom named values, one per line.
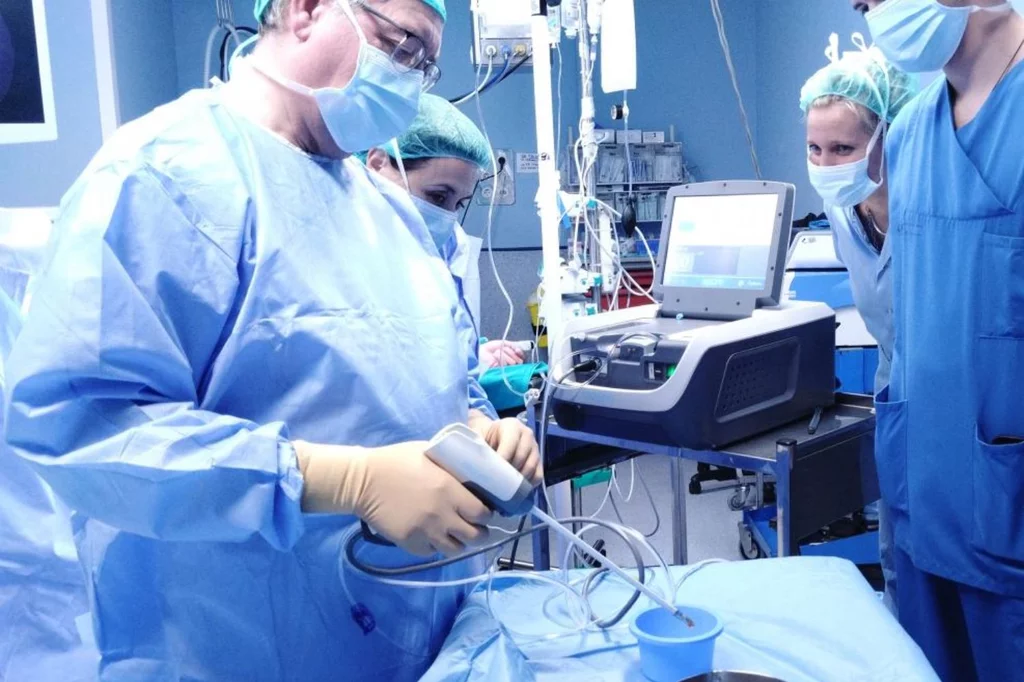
left=366, top=148, right=391, bottom=172
left=285, top=0, right=319, bottom=40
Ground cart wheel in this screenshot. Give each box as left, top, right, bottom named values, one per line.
left=739, top=531, right=764, bottom=560
left=689, top=480, right=702, bottom=495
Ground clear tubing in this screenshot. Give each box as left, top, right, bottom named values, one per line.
left=531, top=506, right=683, bottom=619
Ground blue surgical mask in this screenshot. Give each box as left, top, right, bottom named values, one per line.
left=390, top=145, right=460, bottom=252
left=807, top=122, right=885, bottom=208
left=411, top=195, right=460, bottom=252
left=866, top=0, right=1012, bottom=73
left=243, top=1, right=423, bottom=152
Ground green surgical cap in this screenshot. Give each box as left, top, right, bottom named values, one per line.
left=357, top=94, right=492, bottom=170
left=255, top=0, right=446, bottom=24
left=799, top=48, right=917, bottom=124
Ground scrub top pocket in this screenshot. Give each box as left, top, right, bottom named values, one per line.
left=972, top=427, right=1024, bottom=563
left=979, top=233, right=1024, bottom=340
left=874, top=388, right=910, bottom=518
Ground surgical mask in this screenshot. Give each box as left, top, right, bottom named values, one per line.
left=245, top=1, right=423, bottom=152
left=412, top=195, right=460, bottom=252
left=866, top=0, right=1012, bottom=73
left=807, top=122, right=885, bottom=208
left=390, top=144, right=459, bottom=252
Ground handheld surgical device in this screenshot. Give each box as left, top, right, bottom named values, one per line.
left=427, top=423, right=691, bottom=624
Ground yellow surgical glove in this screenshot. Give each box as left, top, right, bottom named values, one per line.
left=293, top=440, right=491, bottom=556
left=467, top=412, right=543, bottom=486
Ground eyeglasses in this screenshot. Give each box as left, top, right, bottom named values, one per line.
left=353, top=1, right=442, bottom=91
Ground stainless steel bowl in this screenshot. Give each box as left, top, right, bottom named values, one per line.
left=680, top=674, right=787, bottom=682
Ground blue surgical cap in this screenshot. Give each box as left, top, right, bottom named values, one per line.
left=356, top=94, right=492, bottom=171
left=799, top=47, right=917, bottom=124
left=255, top=0, right=446, bottom=25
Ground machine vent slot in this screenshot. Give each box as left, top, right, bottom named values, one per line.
left=715, top=338, right=798, bottom=419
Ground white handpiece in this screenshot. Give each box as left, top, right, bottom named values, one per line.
left=426, top=424, right=535, bottom=516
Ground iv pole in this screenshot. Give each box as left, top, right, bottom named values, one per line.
left=529, top=0, right=571, bottom=567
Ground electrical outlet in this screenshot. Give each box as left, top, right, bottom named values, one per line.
left=477, top=148, right=515, bottom=206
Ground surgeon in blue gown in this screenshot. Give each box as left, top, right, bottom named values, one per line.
left=358, top=93, right=497, bottom=424
left=855, top=0, right=1024, bottom=679
left=360, top=93, right=527, bottom=377
left=3, top=1, right=541, bottom=680
left=800, top=47, right=917, bottom=615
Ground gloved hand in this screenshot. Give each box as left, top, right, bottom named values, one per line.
left=479, top=340, right=526, bottom=369
left=467, top=412, right=543, bottom=486
left=293, top=440, right=491, bottom=557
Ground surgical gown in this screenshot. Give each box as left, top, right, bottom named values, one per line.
left=882, top=62, right=1024, bottom=676
left=5, top=85, right=484, bottom=682
left=445, top=224, right=496, bottom=419
left=0, top=290, right=97, bottom=682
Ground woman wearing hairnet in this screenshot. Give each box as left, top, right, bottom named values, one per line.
left=3, top=0, right=539, bottom=680
left=799, top=47, right=916, bottom=616
left=854, top=0, right=1024, bottom=679
left=359, top=94, right=526, bottom=388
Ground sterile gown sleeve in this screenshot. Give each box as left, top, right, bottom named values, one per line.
left=4, top=164, right=305, bottom=550
left=446, top=230, right=497, bottom=420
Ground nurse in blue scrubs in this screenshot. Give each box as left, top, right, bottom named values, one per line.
left=800, top=47, right=917, bottom=615
left=855, top=0, right=1024, bottom=679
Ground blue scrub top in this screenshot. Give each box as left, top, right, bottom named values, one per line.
left=882, top=61, right=1024, bottom=597
left=825, top=204, right=893, bottom=394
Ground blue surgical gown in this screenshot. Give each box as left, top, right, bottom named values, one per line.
left=825, top=205, right=893, bottom=395
left=882, top=62, right=1024, bottom=597
left=5, top=86, right=485, bottom=682
left=0, top=290, right=97, bottom=681
left=443, top=224, right=495, bottom=419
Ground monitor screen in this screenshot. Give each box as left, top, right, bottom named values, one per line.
left=662, top=193, right=778, bottom=290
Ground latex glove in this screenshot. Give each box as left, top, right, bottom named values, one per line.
left=479, top=340, right=526, bottom=370
left=293, top=440, right=491, bottom=557
left=467, top=412, right=543, bottom=486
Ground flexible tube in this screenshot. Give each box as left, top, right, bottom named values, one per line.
left=342, top=514, right=663, bottom=630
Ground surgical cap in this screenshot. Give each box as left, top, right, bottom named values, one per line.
left=357, top=94, right=492, bottom=171
left=799, top=48, right=917, bottom=124
left=255, top=0, right=446, bottom=25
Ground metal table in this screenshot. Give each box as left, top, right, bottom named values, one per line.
left=530, top=393, right=878, bottom=568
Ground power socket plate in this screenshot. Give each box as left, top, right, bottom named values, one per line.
left=477, top=149, right=515, bottom=206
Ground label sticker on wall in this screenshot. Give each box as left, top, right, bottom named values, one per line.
left=516, top=153, right=539, bottom=173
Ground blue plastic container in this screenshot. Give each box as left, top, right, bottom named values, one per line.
left=630, top=606, right=723, bottom=682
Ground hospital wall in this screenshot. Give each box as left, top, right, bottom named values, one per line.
left=437, top=0, right=760, bottom=340
left=0, top=0, right=107, bottom=207
left=754, top=0, right=869, bottom=219
left=109, top=0, right=179, bottom=125
left=432, top=0, right=761, bottom=251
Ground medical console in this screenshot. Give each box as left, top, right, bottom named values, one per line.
left=551, top=181, right=836, bottom=449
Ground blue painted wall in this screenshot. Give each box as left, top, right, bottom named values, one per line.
left=434, top=0, right=760, bottom=249
left=589, top=0, right=759, bottom=185
left=110, top=0, right=178, bottom=124
left=171, top=0, right=254, bottom=94
left=430, top=0, right=550, bottom=250
left=754, top=0, right=871, bottom=218
left=0, top=0, right=105, bottom=207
